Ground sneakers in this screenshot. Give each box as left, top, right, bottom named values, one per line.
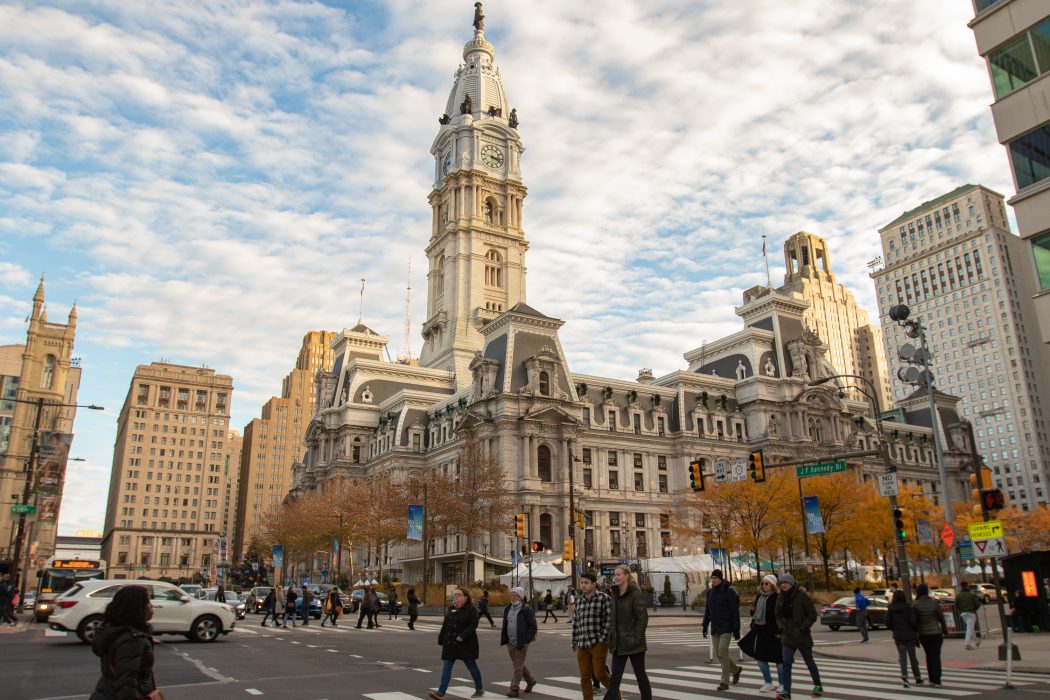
left=760, top=683, right=776, bottom=692
left=916, top=679, right=924, bottom=685
left=775, top=693, right=791, bottom=700
left=932, top=683, right=942, bottom=688
left=472, top=690, right=485, bottom=698
left=811, top=686, right=823, bottom=697
left=902, top=680, right=910, bottom=688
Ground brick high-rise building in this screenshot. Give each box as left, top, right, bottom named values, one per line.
left=100, top=362, right=235, bottom=581
left=233, top=331, right=336, bottom=561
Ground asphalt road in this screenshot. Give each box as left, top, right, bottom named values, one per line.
left=3, top=612, right=1047, bottom=700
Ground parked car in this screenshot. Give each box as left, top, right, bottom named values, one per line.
left=204, top=589, right=247, bottom=620
left=929, top=588, right=955, bottom=601
left=22, top=591, right=36, bottom=610
left=820, top=595, right=889, bottom=631
left=348, top=589, right=402, bottom=614
left=973, top=583, right=1003, bottom=603
left=247, top=586, right=272, bottom=614
left=48, top=579, right=236, bottom=644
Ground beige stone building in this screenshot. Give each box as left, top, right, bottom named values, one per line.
left=777, top=232, right=892, bottom=410
left=285, top=9, right=973, bottom=586
left=220, top=428, right=242, bottom=564
left=0, top=277, right=81, bottom=585
left=100, top=362, right=234, bottom=582
left=969, top=1, right=1050, bottom=343
left=872, top=184, right=1050, bottom=508
left=233, top=331, right=336, bottom=561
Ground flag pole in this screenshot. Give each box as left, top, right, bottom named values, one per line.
left=762, top=232, right=772, bottom=289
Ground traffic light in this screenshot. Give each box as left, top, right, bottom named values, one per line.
left=531, top=541, right=543, bottom=552
left=748, top=449, right=766, bottom=483
left=561, top=539, right=574, bottom=560
left=688, top=459, right=705, bottom=492
left=969, top=468, right=994, bottom=516
left=574, top=510, right=585, bottom=530
left=893, top=508, right=908, bottom=543
left=515, top=513, right=527, bottom=538
left=980, top=488, right=1006, bottom=514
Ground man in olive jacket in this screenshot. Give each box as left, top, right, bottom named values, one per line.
left=702, top=569, right=742, bottom=689
left=774, top=574, right=823, bottom=699
left=955, top=583, right=982, bottom=649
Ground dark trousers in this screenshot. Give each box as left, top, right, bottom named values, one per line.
left=918, top=634, right=943, bottom=684
left=408, top=611, right=418, bottom=629
left=603, top=652, right=651, bottom=700
left=895, top=640, right=921, bottom=681
left=856, top=610, right=869, bottom=641
left=357, top=606, right=372, bottom=628
left=480, top=608, right=494, bottom=626
left=781, top=645, right=821, bottom=694
left=543, top=607, right=558, bottom=623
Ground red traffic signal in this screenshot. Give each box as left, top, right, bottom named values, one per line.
left=980, top=489, right=1006, bottom=513
left=531, top=541, right=543, bottom=552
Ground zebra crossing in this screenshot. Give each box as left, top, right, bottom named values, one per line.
left=363, top=657, right=1048, bottom=700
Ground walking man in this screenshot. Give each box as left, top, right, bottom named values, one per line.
left=542, top=589, right=558, bottom=623
left=388, top=587, right=399, bottom=620
left=956, top=583, right=982, bottom=649
left=774, top=574, right=823, bottom=700
left=284, top=584, right=298, bottom=628
left=260, top=588, right=277, bottom=627
left=853, top=588, right=870, bottom=643
left=300, top=585, right=313, bottom=626
left=0, top=574, right=15, bottom=627
left=500, top=587, right=537, bottom=697
left=572, top=573, right=618, bottom=700
left=702, top=569, right=742, bottom=690
left=357, top=587, right=374, bottom=629
left=479, top=590, right=495, bottom=627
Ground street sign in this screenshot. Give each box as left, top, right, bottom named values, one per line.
left=10, top=504, right=36, bottom=514
left=714, top=459, right=728, bottom=483
left=968, top=520, right=1003, bottom=540
left=729, top=458, right=748, bottom=482
left=941, top=522, right=955, bottom=549
left=796, top=461, right=846, bottom=478
left=972, top=537, right=1007, bottom=558
left=877, top=473, right=899, bottom=497
left=957, top=536, right=974, bottom=561
left=599, top=563, right=618, bottom=578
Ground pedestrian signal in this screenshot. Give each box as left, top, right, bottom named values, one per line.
left=688, top=459, right=705, bottom=492
left=748, top=450, right=766, bottom=483
left=980, top=488, right=1006, bottom=514
left=893, top=508, right=907, bottom=542
left=561, top=539, right=574, bottom=561
left=531, top=541, right=543, bottom=552
left=515, top=513, right=527, bottom=538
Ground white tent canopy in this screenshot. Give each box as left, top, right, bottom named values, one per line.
left=638, top=555, right=716, bottom=596
left=500, top=561, right=570, bottom=596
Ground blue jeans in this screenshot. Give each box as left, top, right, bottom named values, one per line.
left=756, top=660, right=783, bottom=685
left=782, top=646, right=821, bottom=694
left=439, top=658, right=483, bottom=693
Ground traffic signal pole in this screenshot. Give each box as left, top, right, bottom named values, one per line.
left=11, top=397, right=43, bottom=608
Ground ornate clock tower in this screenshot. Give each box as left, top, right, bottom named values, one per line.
left=418, top=3, right=528, bottom=387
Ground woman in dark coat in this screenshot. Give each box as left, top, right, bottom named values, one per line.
left=603, top=564, right=652, bottom=700
left=428, top=586, right=483, bottom=700
left=321, top=588, right=342, bottom=627
left=407, top=588, right=421, bottom=630
left=741, top=574, right=783, bottom=692
left=90, top=585, right=160, bottom=700
left=886, top=589, right=922, bottom=687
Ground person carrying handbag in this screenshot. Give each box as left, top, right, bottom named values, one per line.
left=90, top=585, right=165, bottom=700
left=740, top=575, right=784, bottom=693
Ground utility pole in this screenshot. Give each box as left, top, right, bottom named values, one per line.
left=567, top=449, right=579, bottom=590
left=422, top=481, right=430, bottom=608
left=12, top=397, right=43, bottom=606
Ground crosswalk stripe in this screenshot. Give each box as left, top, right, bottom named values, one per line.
left=363, top=693, right=421, bottom=700
left=644, top=668, right=977, bottom=696
left=490, top=682, right=580, bottom=699
left=795, top=659, right=1048, bottom=683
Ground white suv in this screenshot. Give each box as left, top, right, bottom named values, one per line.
left=48, top=579, right=237, bottom=644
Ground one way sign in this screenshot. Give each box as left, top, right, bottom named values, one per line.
left=973, top=536, right=1007, bottom=558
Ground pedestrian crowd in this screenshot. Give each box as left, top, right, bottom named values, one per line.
left=77, top=571, right=1035, bottom=700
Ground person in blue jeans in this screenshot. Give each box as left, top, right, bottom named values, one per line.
left=853, top=587, right=870, bottom=643
left=428, top=587, right=484, bottom=700
left=774, top=575, right=823, bottom=700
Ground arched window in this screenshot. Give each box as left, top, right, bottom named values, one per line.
left=538, top=444, right=552, bottom=482
left=539, top=513, right=553, bottom=551
left=41, top=355, right=56, bottom=389
left=485, top=249, right=503, bottom=288
left=538, top=371, right=550, bottom=396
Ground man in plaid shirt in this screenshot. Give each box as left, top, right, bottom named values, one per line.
left=572, top=573, right=620, bottom=700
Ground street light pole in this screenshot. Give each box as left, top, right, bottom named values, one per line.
left=11, top=397, right=43, bottom=607
left=567, top=449, right=580, bottom=590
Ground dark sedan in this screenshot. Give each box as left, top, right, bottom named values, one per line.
left=820, top=595, right=888, bottom=631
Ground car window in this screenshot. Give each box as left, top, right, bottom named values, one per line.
left=60, top=584, right=84, bottom=598
left=832, top=597, right=853, bottom=606
left=91, top=585, right=125, bottom=599
left=153, top=585, right=187, bottom=602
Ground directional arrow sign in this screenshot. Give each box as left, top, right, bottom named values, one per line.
left=968, top=520, right=1003, bottom=540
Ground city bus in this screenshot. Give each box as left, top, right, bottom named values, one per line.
left=34, top=557, right=107, bottom=621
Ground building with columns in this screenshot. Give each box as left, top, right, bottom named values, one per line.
left=288, top=6, right=973, bottom=584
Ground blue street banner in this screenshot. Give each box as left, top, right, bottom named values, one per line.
left=331, top=535, right=340, bottom=571
left=407, top=504, right=424, bottom=541
left=917, top=519, right=934, bottom=545
left=803, top=496, right=825, bottom=534
left=272, top=544, right=284, bottom=569
left=711, top=547, right=728, bottom=565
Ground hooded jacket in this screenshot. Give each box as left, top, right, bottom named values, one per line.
left=607, top=581, right=648, bottom=656
left=886, top=600, right=919, bottom=642
left=774, top=585, right=817, bottom=649
left=702, top=580, right=741, bottom=636
left=89, top=625, right=155, bottom=700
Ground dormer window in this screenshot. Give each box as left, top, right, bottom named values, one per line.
left=538, top=371, right=550, bottom=396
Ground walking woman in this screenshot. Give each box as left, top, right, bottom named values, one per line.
left=542, top=590, right=558, bottom=623
left=90, top=585, right=163, bottom=700
left=886, top=589, right=923, bottom=687
left=429, top=587, right=484, bottom=700
left=283, top=584, right=298, bottom=629
left=774, top=574, right=823, bottom=700
left=274, top=585, right=286, bottom=628
left=321, top=588, right=343, bottom=628
left=407, top=587, right=421, bottom=630
left=260, top=588, right=278, bottom=627
left=742, top=574, right=784, bottom=693
left=913, top=584, right=946, bottom=688
left=603, top=565, right=652, bottom=700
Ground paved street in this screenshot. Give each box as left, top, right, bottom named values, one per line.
left=1, top=612, right=1047, bottom=700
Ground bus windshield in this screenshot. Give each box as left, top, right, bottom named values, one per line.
left=40, top=568, right=104, bottom=595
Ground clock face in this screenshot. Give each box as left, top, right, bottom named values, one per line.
left=480, top=144, right=504, bottom=169
left=442, top=152, right=452, bottom=176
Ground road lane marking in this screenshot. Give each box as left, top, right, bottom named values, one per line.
left=414, top=669, right=433, bottom=673
left=245, top=690, right=263, bottom=695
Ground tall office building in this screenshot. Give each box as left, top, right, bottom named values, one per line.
left=968, top=1, right=1050, bottom=343
left=778, top=232, right=892, bottom=410
left=100, top=362, right=235, bottom=581
left=233, top=331, right=336, bottom=561
left=220, top=428, right=242, bottom=561
left=0, top=277, right=81, bottom=583
left=872, top=184, right=1050, bottom=508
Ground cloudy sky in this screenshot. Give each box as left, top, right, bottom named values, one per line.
left=0, top=0, right=1010, bottom=535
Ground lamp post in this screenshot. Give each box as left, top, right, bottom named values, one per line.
left=6, top=396, right=103, bottom=610
left=808, top=373, right=913, bottom=601
left=567, top=449, right=582, bottom=590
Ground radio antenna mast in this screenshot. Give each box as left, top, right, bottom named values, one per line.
left=399, top=259, right=413, bottom=363
left=358, top=277, right=366, bottom=325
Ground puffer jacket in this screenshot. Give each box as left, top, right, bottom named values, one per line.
left=607, top=581, right=648, bottom=656
left=913, top=595, right=946, bottom=636
left=89, top=625, right=155, bottom=700
left=886, top=601, right=919, bottom=642
left=703, top=580, right=741, bottom=636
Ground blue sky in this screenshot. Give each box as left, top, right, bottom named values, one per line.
left=0, top=0, right=1011, bottom=534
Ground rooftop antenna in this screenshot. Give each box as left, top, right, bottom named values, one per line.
left=358, top=277, right=366, bottom=325
left=762, top=228, right=772, bottom=289
left=399, top=259, right=413, bottom=364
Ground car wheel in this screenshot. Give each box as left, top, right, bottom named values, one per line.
left=829, top=625, right=840, bottom=631
left=77, top=615, right=104, bottom=644
left=190, top=615, right=222, bottom=643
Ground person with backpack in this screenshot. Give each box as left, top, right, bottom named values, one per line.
left=702, top=569, right=742, bottom=690
left=886, top=589, right=922, bottom=687
left=913, top=584, right=947, bottom=688
left=89, top=585, right=163, bottom=700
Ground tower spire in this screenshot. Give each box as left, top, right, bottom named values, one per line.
left=32, top=273, right=45, bottom=319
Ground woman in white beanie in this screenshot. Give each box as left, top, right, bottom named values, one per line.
left=742, top=575, right=784, bottom=693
